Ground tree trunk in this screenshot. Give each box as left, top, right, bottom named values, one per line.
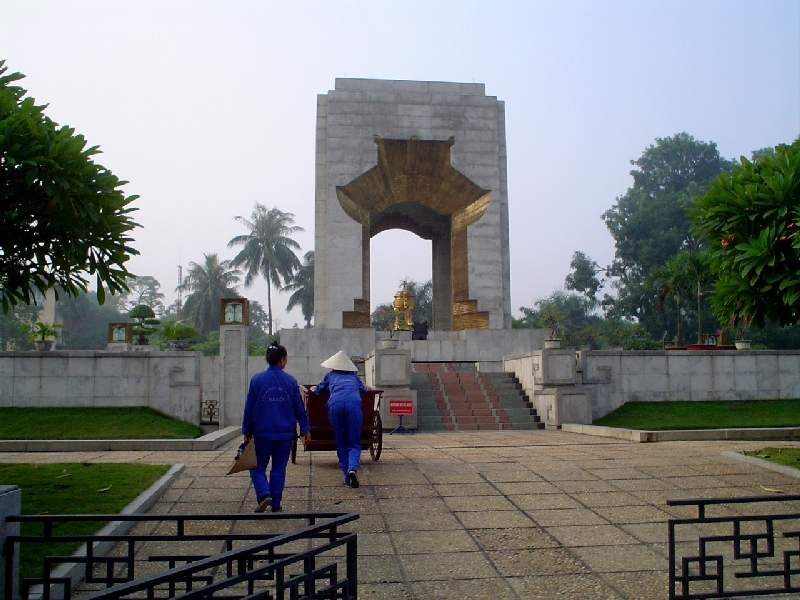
left=266, top=282, right=273, bottom=336
left=696, top=281, right=703, bottom=344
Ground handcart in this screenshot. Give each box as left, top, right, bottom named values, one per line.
left=291, top=384, right=383, bottom=464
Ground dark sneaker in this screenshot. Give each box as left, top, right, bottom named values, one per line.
left=271, top=505, right=283, bottom=513
left=255, top=496, right=271, bottom=513
left=348, top=470, right=359, bottom=489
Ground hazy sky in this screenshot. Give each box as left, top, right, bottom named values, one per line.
left=4, top=1, right=799, bottom=328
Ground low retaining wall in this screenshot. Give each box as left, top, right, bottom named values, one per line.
left=0, top=351, right=204, bottom=424
left=504, top=348, right=800, bottom=425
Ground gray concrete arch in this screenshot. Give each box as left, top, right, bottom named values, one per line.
left=314, top=79, right=512, bottom=331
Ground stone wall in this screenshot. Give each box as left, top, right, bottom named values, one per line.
left=281, top=327, right=544, bottom=385
left=0, top=351, right=203, bottom=424
left=504, top=348, right=800, bottom=426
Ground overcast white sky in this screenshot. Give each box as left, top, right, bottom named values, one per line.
left=4, top=1, right=799, bottom=328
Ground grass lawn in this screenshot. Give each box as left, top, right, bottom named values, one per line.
left=593, top=399, right=800, bottom=430
left=743, top=447, right=800, bottom=470
left=1, top=462, right=171, bottom=581
left=0, top=407, right=203, bottom=440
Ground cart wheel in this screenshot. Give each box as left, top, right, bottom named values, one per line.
left=370, top=413, right=383, bottom=461
left=291, top=433, right=298, bottom=464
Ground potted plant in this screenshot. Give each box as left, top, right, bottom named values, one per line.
left=160, top=319, right=199, bottom=350
left=540, top=308, right=564, bottom=349
left=21, top=321, right=62, bottom=351
left=380, top=325, right=401, bottom=349
left=734, top=317, right=751, bottom=350
left=129, top=304, right=160, bottom=345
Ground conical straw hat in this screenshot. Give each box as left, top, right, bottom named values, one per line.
left=321, top=350, right=358, bottom=372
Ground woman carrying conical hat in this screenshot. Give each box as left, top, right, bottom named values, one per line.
left=315, top=350, right=367, bottom=488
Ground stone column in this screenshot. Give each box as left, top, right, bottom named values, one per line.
left=219, top=324, right=249, bottom=427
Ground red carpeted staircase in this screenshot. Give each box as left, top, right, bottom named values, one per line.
left=412, top=363, right=510, bottom=430
left=412, top=362, right=545, bottom=431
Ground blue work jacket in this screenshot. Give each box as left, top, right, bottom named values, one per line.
left=315, top=370, right=368, bottom=406
left=242, top=365, right=310, bottom=440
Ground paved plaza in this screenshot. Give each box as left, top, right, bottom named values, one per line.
left=3, top=430, right=800, bottom=599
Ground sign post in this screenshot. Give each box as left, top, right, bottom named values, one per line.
left=388, top=399, right=414, bottom=435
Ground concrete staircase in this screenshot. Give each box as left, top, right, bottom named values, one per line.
left=411, top=363, right=544, bottom=431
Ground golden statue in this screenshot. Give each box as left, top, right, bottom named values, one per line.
left=392, top=284, right=416, bottom=331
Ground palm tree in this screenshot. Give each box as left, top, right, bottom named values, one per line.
left=227, top=204, right=303, bottom=335
left=178, top=253, right=241, bottom=337
left=679, top=251, right=713, bottom=344
left=282, top=250, right=314, bottom=328
left=650, top=254, right=692, bottom=346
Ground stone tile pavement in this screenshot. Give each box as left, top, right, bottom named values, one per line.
left=2, top=430, right=800, bottom=599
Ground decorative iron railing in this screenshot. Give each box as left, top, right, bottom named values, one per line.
left=200, top=399, right=220, bottom=424
left=668, top=494, right=800, bottom=599
left=4, top=511, right=358, bottom=600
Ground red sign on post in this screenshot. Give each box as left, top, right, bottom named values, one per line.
left=388, top=399, right=414, bottom=415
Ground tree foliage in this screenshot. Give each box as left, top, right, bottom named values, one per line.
left=118, top=276, right=165, bottom=315
left=564, top=251, right=604, bottom=304
left=0, top=303, right=39, bottom=350
left=228, top=204, right=303, bottom=335
left=0, top=60, right=140, bottom=312
left=179, top=253, right=241, bottom=337
left=129, top=304, right=159, bottom=344
left=282, top=250, right=314, bottom=328
left=690, top=138, right=800, bottom=328
left=59, top=289, right=126, bottom=349
left=401, top=279, right=432, bottom=326
left=602, top=134, right=729, bottom=316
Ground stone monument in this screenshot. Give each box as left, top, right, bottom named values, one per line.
left=314, top=78, right=511, bottom=331
left=282, top=78, right=542, bottom=384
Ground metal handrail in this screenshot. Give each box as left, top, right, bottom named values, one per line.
left=667, top=495, right=800, bottom=599
left=5, top=512, right=359, bottom=600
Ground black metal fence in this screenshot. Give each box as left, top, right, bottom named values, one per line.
left=668, top=494, right=800, bottom=599
left=4, top=511, right=358, bottom=600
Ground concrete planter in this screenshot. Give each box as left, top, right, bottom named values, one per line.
left=543, top=339, right=562, bottom=349
left=379, top=338, right=400, bottom=349
left=735, top=340, right=752, bottom=350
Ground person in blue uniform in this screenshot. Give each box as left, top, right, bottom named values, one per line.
left=315, top=350, right=367, bottom=488
left=242, top=343, right=310, bottom=512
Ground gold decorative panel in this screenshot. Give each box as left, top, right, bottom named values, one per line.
left=335, top=136, right=492, bottom=332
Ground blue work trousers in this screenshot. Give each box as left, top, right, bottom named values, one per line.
left=249, top=437, right=292, bottom=509
left=328, top=401, right=363, bottom=480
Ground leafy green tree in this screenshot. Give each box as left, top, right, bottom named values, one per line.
left=282, top=250, right=314, bottom=328
left=118, top=276, right=165, bottom=315
left=0, top=60, right=140, bottom=312
left=517, top=291, right=598, bottom=346
left=371, top=304, right=394, bottom=333
left=228, top=204, right=303, bottom=335
left=59, top=289, right=126, bottom=349
left=129, top=304, right=160, bottom=345
left=0, top=304, right=40, bottom=350
left=690, top=138, right=800, bottom=328
left=247, top=300, right=272, bottom=347
left=597, top=133, right=732, bottom=334
left=179, top=253, right=241, bottom=337
left=565, top=251, right=604, bottom=305
left=650, top=254, right=693, bottom=346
